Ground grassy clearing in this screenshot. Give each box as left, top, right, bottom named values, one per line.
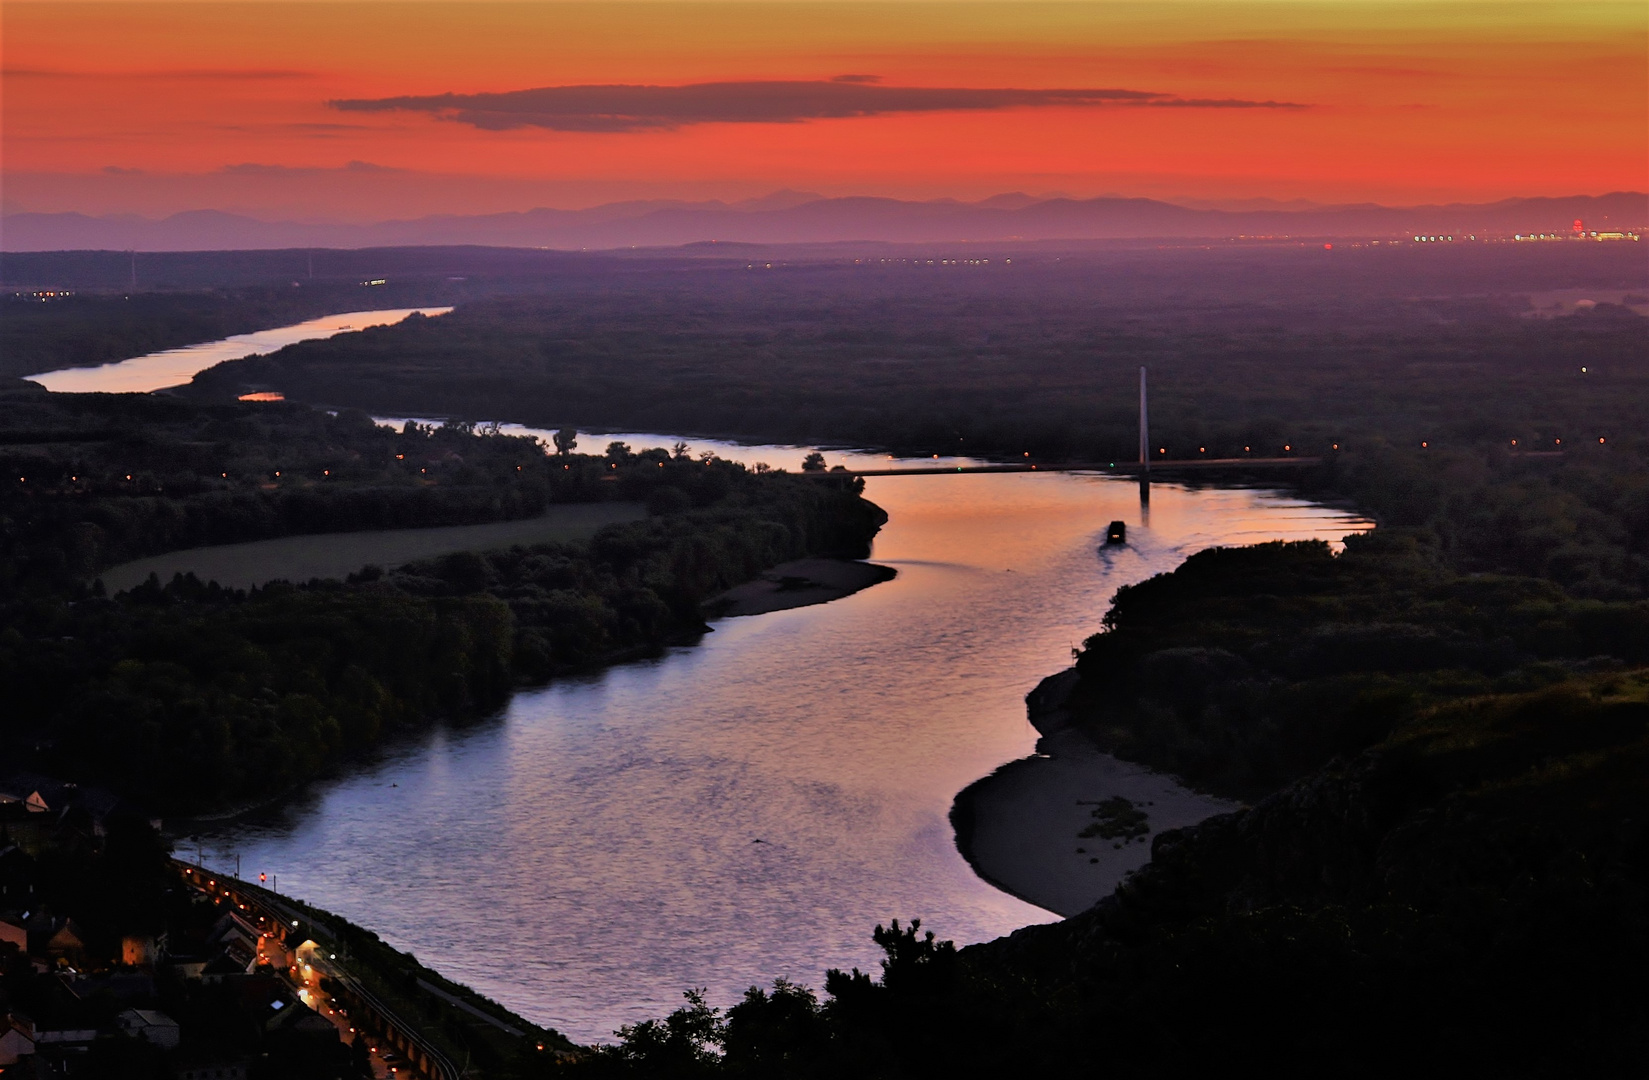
left=100, top=502, right=647, bottom=592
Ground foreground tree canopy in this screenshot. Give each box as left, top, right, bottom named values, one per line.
left=0, top=389, right=884, bottom=814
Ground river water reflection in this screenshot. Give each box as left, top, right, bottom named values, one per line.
left=185, top=431, right=1369, bottom=1043
left=25, top=308, right=452, bottom=393
left=29, top=311, right=1372, bottom=1041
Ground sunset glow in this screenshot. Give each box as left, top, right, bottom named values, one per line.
left=3, top=2, right=1646, bottom=218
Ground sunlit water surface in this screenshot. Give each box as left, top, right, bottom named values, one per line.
left=25, top=307, right=452, bottom=393
left=185, top=430, right=1369, bottom=1043
left=32, top=316, right=1371, bottom=1042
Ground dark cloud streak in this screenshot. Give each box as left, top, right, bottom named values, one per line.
left=218, top=161, right=407, bottom=176
left=330, top=79, right=1305, bottom=132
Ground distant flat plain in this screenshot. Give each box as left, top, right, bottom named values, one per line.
left=99, top=502, right=647, bottom=593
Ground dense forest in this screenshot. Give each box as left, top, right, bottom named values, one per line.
left=0, top=385, right=884, bottom=813
left=0, top=244, right=662, bottom=382
left=2, top=243, right=735, bottom=380
left=174, top=244, right=1644, bottom=459
left=0, top=385, right=578, bottom=590
left=172, top=245, right=1646, bottom=589
left=1063, top=530, right=1648, bottom=795
left=160, top=243, right=1647, bottom=599
left=0, top=280, right=467, bottom=380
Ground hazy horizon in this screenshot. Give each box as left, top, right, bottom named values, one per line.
left=7, top=187, right=1644, bottom=253
left=8, top=185, right=1648, bottom=222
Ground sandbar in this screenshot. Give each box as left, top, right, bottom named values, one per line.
left=952, top=671, right=1238, bottom=918
left=703, top=557, right=896, bottom=617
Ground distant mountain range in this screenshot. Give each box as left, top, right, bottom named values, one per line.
left=3, top=192, right=1643, bottom=252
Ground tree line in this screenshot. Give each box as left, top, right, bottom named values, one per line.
left=0, top=387, right=885, bottom=814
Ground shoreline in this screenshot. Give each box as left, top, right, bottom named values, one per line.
left=951, top=670, right=1238, bottom=918
left=162, top=557, right=888, bottom=829
left=702, top=556, right=896, bottom=617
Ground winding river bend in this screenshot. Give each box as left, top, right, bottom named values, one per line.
left=180, top=441, right=1366, bottom=1042
left=42, top=314, right=1370, bottom=1043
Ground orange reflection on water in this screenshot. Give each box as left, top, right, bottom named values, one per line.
left=187, top=456, right=1368, bottom=1043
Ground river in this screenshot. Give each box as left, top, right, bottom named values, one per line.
left=180, top=434, right=1367, bottom=1044
left=42, top=312, right=1370, bottom=1044
left=24, top=307, right=453, bottom=393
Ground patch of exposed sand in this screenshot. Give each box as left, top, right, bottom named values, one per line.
left=703, top=557, right=896, bottom=617
left=954, top=729, right=1237, bottom=917
left=952, top=670, right=1237, bottom=917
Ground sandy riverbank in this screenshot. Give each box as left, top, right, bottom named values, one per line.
left=703, top=557, right=896, bottom=617
left=952, top=671, right=1238, bottom=918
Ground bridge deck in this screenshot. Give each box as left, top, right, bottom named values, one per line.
left=812, top=456, right=1320, bottom=477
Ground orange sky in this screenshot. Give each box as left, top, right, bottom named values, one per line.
left=3, top=2, right=1645, bottom=219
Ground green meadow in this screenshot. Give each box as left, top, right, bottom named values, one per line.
left=98, top=501, right=647, bottom=593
